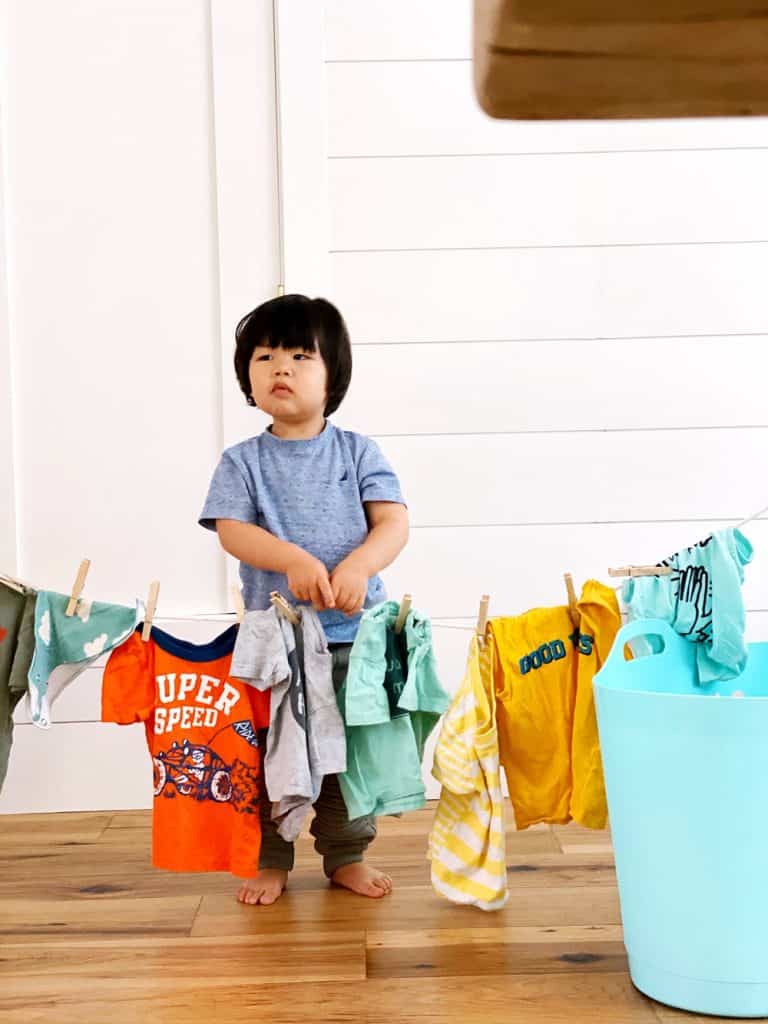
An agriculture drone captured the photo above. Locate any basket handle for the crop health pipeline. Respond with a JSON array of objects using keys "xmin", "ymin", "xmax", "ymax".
[{"xmin": 604, "ymin": 618, "xmax": 683, "ymax": 669}]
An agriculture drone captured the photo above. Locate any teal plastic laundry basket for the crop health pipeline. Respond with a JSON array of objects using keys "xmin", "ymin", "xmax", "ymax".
[{"xmin": 594, "ymin": 618, "xmax": 768, "ymax": 1018}]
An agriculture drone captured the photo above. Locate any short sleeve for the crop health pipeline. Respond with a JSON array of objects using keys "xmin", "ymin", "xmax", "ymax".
[
  {"xmin": 198, "ymin": 451, "xmax": 258, "ymax": 531},
  {"xmin": 356, "ymin": 438, "xmax": 406, "ymax": 506},
  {"xmin": 101, "ymin": 632, "xmax": 155, "ymax": 724}
]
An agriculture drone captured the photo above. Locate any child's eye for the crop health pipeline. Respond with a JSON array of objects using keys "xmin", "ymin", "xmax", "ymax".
[
  {"xmin": 293, "ymin": 353, "xmax": 311, "ymax": 361},
  {"xmin": 254, "ymin": 353, "xmax": 272, "ymax": 362}
]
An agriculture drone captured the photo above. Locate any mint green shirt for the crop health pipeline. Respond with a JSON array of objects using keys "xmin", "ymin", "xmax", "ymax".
[
  {"xmin": 622, "ymin": 527, "xmax": 753, "ymax": 685},
  {"xmin": 337, "ymin": 601, "xmax": 450, "ymax": 819}
]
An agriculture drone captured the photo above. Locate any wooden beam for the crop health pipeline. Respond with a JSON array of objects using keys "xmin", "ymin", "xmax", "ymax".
[{"xmin": 474, "ymin": 0, "xmax": 768, "ymax": 119}]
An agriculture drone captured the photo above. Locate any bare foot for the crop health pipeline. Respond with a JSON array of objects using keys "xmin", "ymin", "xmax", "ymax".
[
  {"xmin": 330, "ymin": 862, "xmax": 393, "ymax": 898},
  {"xmin": 236, "ymin": 868, "xmax": 288, "ymax": 906}
]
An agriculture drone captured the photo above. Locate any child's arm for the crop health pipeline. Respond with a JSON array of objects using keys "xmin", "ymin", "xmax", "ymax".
[
  {"xmin": 216, "ymin": 519, "xmax": 335, "ymax": 609},
  {"xmin": 330, "ymin": 502, "xmax": 409, "ymax": 615}
]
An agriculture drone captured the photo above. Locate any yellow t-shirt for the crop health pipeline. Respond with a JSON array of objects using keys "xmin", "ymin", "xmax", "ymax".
[{"xmin": 489, "ymin": 580, "xmax": 620, "ymax": 831}]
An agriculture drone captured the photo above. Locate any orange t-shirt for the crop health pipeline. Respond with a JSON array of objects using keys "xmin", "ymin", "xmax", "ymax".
[{"xmin": 102, "ymin": 623, "xmax": 270, "ymax": 876}]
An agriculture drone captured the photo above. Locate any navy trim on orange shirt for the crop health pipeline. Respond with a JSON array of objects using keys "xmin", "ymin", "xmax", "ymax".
[{"xmin": 139, "ymin": 623, "xmax": 239, "ymax": 662}]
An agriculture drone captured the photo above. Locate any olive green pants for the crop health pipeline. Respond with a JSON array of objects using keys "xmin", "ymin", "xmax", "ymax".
[{"xmin": 258, "ymin": 643, "xmax": 377, "ymax": 877}]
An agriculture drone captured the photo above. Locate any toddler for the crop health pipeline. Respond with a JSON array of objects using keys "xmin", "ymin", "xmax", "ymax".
[{"xmin": 199, "ymin": 294, "xmax": 409, "ymax": 905}]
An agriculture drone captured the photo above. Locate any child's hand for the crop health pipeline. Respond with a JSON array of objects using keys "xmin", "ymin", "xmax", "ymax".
[
  {"xmin": 285, "ymin": 551, "xmax": 335, "ymax": 610},
  {"xmin": 330, "ymin": 559, "xmax": 369, "ymax": 616}
]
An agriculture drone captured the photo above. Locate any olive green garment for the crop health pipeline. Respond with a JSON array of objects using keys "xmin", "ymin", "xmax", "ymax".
[{"xmin": 0, "ymin": 581, "xmax": 37, "ymax": 793}]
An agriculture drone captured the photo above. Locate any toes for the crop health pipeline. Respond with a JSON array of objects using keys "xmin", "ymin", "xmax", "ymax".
[
  {"xmin": 330, "ymin": 866, "xmax": 393, "ymax": 898},
  {"xmin": 258, "ymin": 888, "xmax": 280, "ymax": 906},
  {"xmin": 237, "ymin": 886, "xmax": 264, "ymax": 905},
  {"xmin": 373, "ymin": 873, "xmax": 393, "ymax": 895}
]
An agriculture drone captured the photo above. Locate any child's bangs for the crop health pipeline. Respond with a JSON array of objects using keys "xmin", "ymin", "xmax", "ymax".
[
  {"xmin": 260, "ymin": 303, "xmax": 319, "ymax": 354},
  {"xmin": 262, "ymin": 332, "xmax": 318, "ymax": 354}
]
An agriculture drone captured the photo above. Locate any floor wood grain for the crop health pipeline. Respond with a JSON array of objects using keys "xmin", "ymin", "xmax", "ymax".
[{"xmin": 0, "ymin": 804, "xmax": 726, "ymax": 1023}]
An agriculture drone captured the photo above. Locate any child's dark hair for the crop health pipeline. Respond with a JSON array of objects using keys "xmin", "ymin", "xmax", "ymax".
[{"xmin": 234, "ymin": 294, "xmax": 352, "ymax": 416}]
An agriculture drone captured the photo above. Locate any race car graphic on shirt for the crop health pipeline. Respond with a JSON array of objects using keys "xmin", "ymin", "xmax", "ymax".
[{"xmin": 152, "ymin": 719, "xmax": 262, "ymax": 813}]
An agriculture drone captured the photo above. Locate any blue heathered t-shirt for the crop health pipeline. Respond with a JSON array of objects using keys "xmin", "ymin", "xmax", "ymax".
[{"xmin": 199, "ymin": 421, "xmax": 406, "ymax": 643}]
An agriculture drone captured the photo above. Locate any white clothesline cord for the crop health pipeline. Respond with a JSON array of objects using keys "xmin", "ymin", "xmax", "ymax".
[
  {"xmin": 738, "ymin": 502, "xmax": 768, "ymax": 530},
  {"xmin": 5, "ymin": 591, "xmax": 765, "ymax": 635},
  {"xmin": 604, "ymin": 505, "xmax": 767, "ymax": 590},
  {"xmin": 5, "ymin": 505, "xmax": 766, "ymax": 628},
  {"xmin": 155, "ymin": 611, "xmax": 480, "ymax": 632}
]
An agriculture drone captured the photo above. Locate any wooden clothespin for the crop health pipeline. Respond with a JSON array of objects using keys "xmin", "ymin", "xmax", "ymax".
[
  {"xmin": 608, "ymin": 565, "xmax": 673, "ymax": 579},
  {"xmin": 270, "ymin": 591, "xmax": 300, "ymax": 625},
  {"xmin": 141, "ymin": 581, "xmax": 160, "ymax": 641},
  {"xmin": 394, "ymin": 594, "xmax": 412, "ymax": 635},
  {"xmin": 65, "ymin": 559, "xmax": 91, "ymax": 616},
  {"xmin": 231, "ymin": 584, "xmax": 245, "ymax": 624},
  {"xmin": 564, "ymin": 573, "xmax": 580, "ymax": 629},
  {"xmin": 476, "ymin": 594, "xmax": 490, "ymax": 646}
]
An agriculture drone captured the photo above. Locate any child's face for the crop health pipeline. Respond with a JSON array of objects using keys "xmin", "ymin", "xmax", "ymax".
[{"xmin": 249, "ymin": 343, "xmax": 328, "ymax": 423}]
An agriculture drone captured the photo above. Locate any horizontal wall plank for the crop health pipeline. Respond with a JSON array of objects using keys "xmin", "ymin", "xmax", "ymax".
[
  {"xmin": 327, "ymin": 62, "xmax": 768, "ymax": 157},
  {"xmin": 0, "ymin": 723, "xmax": 151, "ymax": 814},
  {"xmin": 12, "ymin": 669, "xmax": 104, "ymax": 727},
  {"xmin": 330, "ymin": 150, "xmax": 768, "ymax": 251},
  {"xmin": 332, "ymin": 244, "xmax": 768, "ymax": 343},
  {"xmin": 376, "ymin": 428, "xmax": 768, "ymax": 528},
  {"xmin": 338, "ymin": 338, "xmax": 768, "ymax": 435}
]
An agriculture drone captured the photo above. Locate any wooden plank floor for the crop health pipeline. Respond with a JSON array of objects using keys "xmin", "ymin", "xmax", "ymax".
[{"xmin": 0, "ymin": 804, "xmax": 722, "ymax": 1023}]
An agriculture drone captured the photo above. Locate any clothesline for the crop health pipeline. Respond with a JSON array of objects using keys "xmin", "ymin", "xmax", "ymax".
[
  {"xmin": 153, "ymin": 608, "xmax": 653, "ymax": 632},
  {"xmin": 153, "ymin": 613, "xmax": 652, "ymax": 632},
  {"xmin": 141, "ymin": 610, "xmax": 479, "ymax": 631},
  {"xmin": 738, "ymin": 503, "xmax": 768, "ymax": 530},
  {"xmin": 3, "ymin": 498, "xmax": 764, "ymax": 636}
]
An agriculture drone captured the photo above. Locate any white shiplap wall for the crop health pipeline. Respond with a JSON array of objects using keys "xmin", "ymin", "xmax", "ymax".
[
  {"xmin": 0, "ymin": 0, "xmax": 279, "ymax": 814},
  {"xmin": 320, "ymin": 4, "xmax": 768, "ymax": 574},
  {"xmin": 3, "ymin": 0, "xmax": 768, "ymax": 813},
  {"xmin": 318, "ymin": 1, "xmax": 768, "ymax": 779}
]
